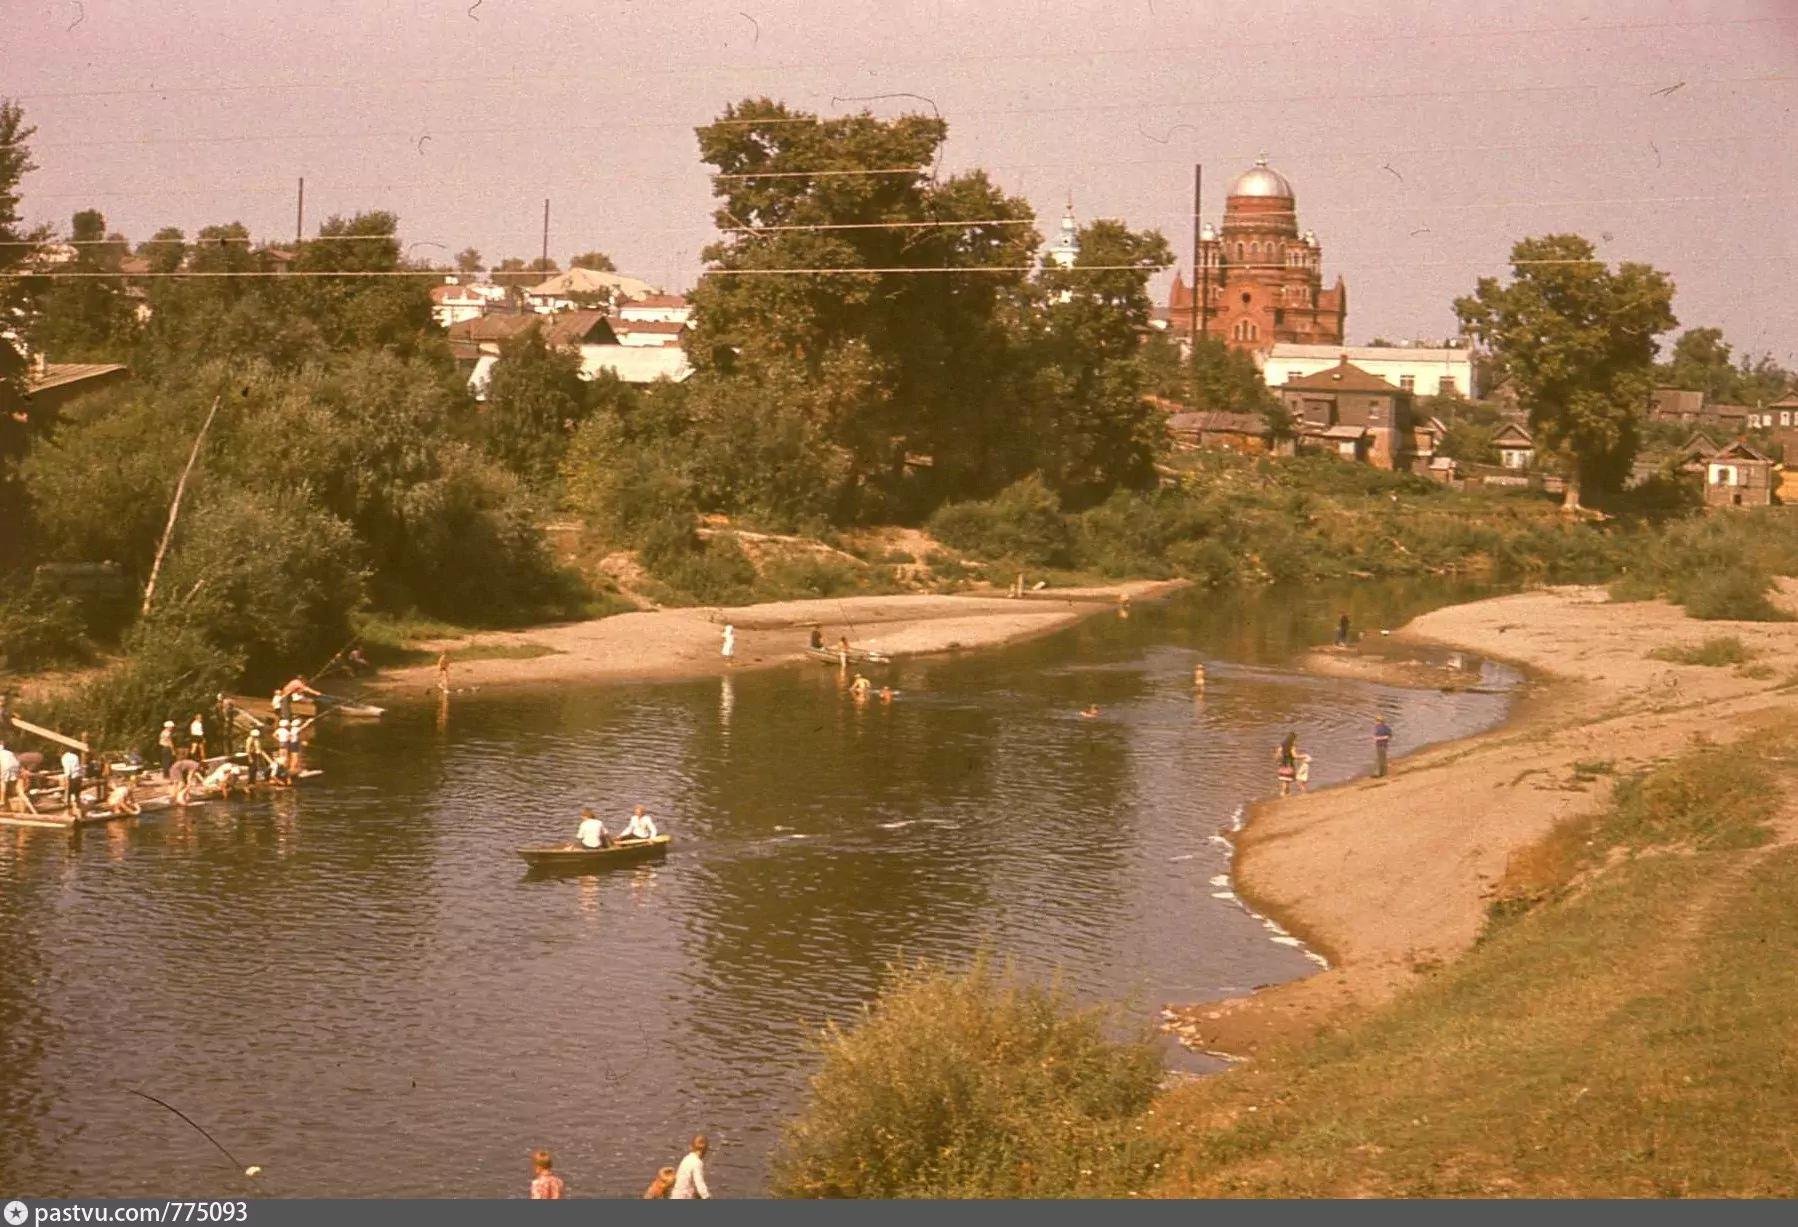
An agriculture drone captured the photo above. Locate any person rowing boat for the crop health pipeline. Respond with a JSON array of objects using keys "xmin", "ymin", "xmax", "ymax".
[
  {"xmin": 618, "ymin": 804, "xmax": 658, "ymax": 842},
  {"xmin": 575, "ymin": 807, "xmax": 610, "ymax": 849}
]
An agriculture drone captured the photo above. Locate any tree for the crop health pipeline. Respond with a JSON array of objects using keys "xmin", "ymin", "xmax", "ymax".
[
  {"xmin": 692, "ymin": 98, "xmax": 1040, "ymax": 519},
  {"xmin": 481, "ymin": 325, "xmax": 588, "ymax": 486},
  {"xmin": 1661, "ymin": 326, "xmax": 1737, "ymax": 403},
  {"xmin": 492, "ymin": 256, "xmax": 557, "ymax": 289},
  {"xmin": 137, "ymin": 226, "xmax": 187, "ymax": 275},
  {"xmin": 33, "ymin": 207, "xmax": 136, "ymax": 358},
  {"xmin": 454, "ymin": 247, "xmax": 484, "ymax": 274},
  {"xmin": 0, "ymin": 99, "xmax": 47, "ymax": 569},
  {"xmin": 569, "ymin": 250, "xmax": 616, "ymax": 272},
  {"xmin": 1455, "ymin": 234, "xmax": 1675, "ymax": 509}
]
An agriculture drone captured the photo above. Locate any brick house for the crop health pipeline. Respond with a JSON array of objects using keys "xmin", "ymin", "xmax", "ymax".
[
  {"xmin": 1704, "ymin": 440, "xmax": 1777, "ymax": 508},
  {"xmin": 1280, "ymin": 359, "xmax": 1416, "ymax": 470}
]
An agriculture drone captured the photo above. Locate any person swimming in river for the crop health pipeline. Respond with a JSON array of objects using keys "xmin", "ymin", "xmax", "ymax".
[
  {"xmin": 878, "ymin": 686, "xmax": 894, "ymax": 704},
  {"xmin": 808, "ymin": 625, "xmax": 824, "ymax": 650},
  {"xmin": 849, "ymin": 674, "xmax": 873, "ymax": 699},
  {"xmin": 1079, "ymin": 704, "xmax": 1101, "ymax": 719}
]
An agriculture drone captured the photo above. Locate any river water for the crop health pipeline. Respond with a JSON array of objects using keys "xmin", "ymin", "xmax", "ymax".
[{"xmin": 0, "ymin": 583, "xmax": 1515, "ymax": 1198}]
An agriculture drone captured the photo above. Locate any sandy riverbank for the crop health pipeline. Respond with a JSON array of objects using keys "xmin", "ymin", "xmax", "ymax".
[
  {"xmin": 369, "ymin": 580, "xmax": 1188, "ymax": 696},
  {"xmin": 1168, "ymin": 580, "xmax": 1798, "ymax": 1057}
]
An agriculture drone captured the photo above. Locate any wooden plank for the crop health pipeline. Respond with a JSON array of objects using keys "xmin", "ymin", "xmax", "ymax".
[{"xmin": 8, "ymin": 717, "xmax": 88, "ymax": 753}]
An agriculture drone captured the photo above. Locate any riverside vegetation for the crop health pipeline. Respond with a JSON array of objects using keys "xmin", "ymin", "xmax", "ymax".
[
  {"xmin": 1, "ymin": 95, "xmax": 1794, "ymax": 748},
  {"xmin": 777, "ymin": 734, "xmax": 1798, "ymax": 1197}
]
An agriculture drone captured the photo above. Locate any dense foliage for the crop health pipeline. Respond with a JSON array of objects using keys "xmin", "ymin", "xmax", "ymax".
[
  {"xmin": 1456, "ymin": 234, "xmax": 1676, "ymax": 507},
  {"xmin": 775, "ymin": 960, "xmax": 1166, "ymax": 1198}
]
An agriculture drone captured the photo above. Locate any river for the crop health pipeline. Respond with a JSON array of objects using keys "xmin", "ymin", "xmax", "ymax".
[{"xmin": 0, "ymin": 583, "xmax": 1516, "ymax": 1197}]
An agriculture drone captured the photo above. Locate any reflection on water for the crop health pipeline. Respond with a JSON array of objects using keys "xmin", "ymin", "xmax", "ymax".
[{"xmin": 0, "ymin": 582, "xmax": 1513, "ymax": 1197}]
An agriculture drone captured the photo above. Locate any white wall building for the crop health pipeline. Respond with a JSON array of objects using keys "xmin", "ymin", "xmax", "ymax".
[
  {"xmin": 1264, "ymin": 343, "xmax": 1478, "ymax": 400},
  {"xmin": 617, "ymin": 294, "xmax": 693, "ymax": 326},
  {"xmin": 429, "ymin": 280, "xmax": 490, "ymax": 328}
]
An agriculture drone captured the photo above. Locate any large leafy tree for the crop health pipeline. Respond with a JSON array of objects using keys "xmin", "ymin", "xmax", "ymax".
[
  {"xmin": 1455, "ymin": 234, "xmax": 1675, "ymax": 508},
  {"xmin": 569, "ymin": 250, "xmax": 616, "ymax": 272},
  {"xmin": 692, "ymin": 98, "xmax": 1039, "ymax": 520},
  {"xmin": 481, "ymin": 325, "xmax": 588, "ymax": 486},
  {"xmin": 0, "ymin": 99, "xmax": 47, "ymax": 568},
  {"xmin": 34, "ymin": 208, "xmax": 136, "ymax": 358},
  {"xmin": 1028, "ymin": 219, "xmax": 1173, "ymax": 502}
]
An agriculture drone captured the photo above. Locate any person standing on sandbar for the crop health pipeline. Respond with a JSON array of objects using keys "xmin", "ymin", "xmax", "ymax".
[{"xmin": 1373, "ymin": 717, "xmax": 1393, "ymax": 778}]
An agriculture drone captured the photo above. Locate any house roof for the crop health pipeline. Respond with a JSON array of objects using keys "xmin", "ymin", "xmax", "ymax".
[
  {"xmin": 1713, "ymin": 439, "xmax": 1772, "ymax": 463},
  {"xmin": 606, "ymin": 317, "xmax": 687, "ymax": 336},
  {"xmin": 1681, "ymin": 431, "xmax": 1722, "ymax": 457},
  {"xmin": 26, "ymin": 362, "xmax": 129, "ymax": 394},
  {"xmin": 446, "ymin": 310, "xmax": 616, "ymax": 349},
  {"xmin": 1704, "ymin": 402, "xmax": 1752, "ymax": 420},
  {"xmin": 1167, "ymin": 411, "xmax": 1267, "ymax": 436},
  {"xmin": 1316, "ymin": 423, "xmax": 1370, "ymax": 440},
  {"xmin": 1769, "ymin": 393, "xmax": 1798, "ymax": 410},
  {"xmin": 1650, "ymin": 387, "xmax": 1705, "ymax": 416},
  {"xmin": 1282, "ymin": 360, "xmax": 1402, "ymax": 395},
  {"xmin": 620, "ymin": 292, "xmax": 689, "ymax": 309},
  {"xmin": 525, "ymin": 267, "xmax": 659, "ymax": 300},
  {"xmin": 429, "ymin": 283, "xmax": 486, "ymax": 304},
  {"xmin": 1492, "ymin": 421, "xmax": 1533, "ymax": 446}
]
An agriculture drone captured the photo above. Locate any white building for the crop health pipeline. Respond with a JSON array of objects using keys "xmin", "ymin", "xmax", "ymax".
[
  {"xmin": 1264, "ymin": 343, "xmax": 1478, "ymax": 400},
  {"xmin": 1046, "ymin": 203, "xmax": 1079, "ymax": 270},
  {"xmin": 617, "ymin": 293, "xmax": 693, "ymax": 326},
  {"xmin": 428, "ymin": 280, "xmax": 491, "ymax": 328}
]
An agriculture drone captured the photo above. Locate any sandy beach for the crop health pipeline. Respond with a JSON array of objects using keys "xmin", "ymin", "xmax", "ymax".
[
  {"xmin": 369, "ymin": 580, "xmax": 1188, "ymax": 696},
  {"xmin": 1169, "ymin": 581, "xmax": 1798, "ymax": 1057}
]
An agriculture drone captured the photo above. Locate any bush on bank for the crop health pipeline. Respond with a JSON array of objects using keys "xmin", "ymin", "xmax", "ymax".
[{"xmin": 774, "ymin": 960, "xmax": 1166, "ymax": 1199}]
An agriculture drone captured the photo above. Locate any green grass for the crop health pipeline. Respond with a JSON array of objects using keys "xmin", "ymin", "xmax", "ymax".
[
  {"xmin": 1148, "ymin": 734, "xmax": 1795, "ymax": 1196},
  {"xmin": 1647, "ymin": 636, "xmax": 1756, "ymax": 667}
]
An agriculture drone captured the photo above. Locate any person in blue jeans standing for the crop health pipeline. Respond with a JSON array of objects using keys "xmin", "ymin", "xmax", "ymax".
[{"xmin": 1373, "ymin": 717, "xmax": 1393, "ymax": 778}]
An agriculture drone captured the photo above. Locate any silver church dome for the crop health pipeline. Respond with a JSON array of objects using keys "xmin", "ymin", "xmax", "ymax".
[{"xmin": 1227, "ymin": 158, "xmax": 1294, "ymax": 199}]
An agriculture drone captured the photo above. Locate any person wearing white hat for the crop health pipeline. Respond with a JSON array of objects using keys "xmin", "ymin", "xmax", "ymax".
[{"xmin": 157, "ymin": 721, "xmax": 178, "ymax": 778}]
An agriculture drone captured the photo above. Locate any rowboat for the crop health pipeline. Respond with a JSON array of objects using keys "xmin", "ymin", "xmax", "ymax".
[
  {"xmin": 804, "ymin": 646, "xmax": 891, "ymax": 666},
  {"xmin": 291, "ymin": 696, "xmax": 385, "ymax": 719},
  {"xmin": 517, "ymin": 834, "xmax": 672, "ymax": 872}
]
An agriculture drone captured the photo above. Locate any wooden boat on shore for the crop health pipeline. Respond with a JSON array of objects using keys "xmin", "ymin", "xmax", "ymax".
[
  {"xmin": 804, "ymin": 646, "xmax": 891, "ymax": 666},
  {"xmin": 292, "ymin": 696, "xmax": 385, "ymax": 719},
  {"xmin": 517, "ymin": 835, "xmax": 672, "ymax": 872}
]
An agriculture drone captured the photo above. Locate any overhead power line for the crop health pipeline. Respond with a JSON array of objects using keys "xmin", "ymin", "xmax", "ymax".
[
  {"xmin": 20, "ymin": 133, "xmax": 1772, "ymax": 200},
  {"xmin": 8, "ymin": 73, "xmax": 1790, "ymax": 152},
  {"xmin": 18, "ymin": 254, "xmax": 1797, "ymax": 282},
  {"xmin": 10, "ymin": 14, "xmax": 1790, "ymax": 102}
]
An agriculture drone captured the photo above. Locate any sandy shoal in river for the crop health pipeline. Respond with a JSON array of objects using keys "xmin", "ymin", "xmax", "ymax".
[
  {"xmin": 1170, "ymin": 580, "xmax": 1798, "ymax": 1058},
  {"xmin": 370, "ymin": 581, "xmax": 1188, "ymax": 696}
]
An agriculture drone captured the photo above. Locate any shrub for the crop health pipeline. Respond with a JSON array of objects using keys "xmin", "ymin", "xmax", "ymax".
[
  {"xmin": 1673, "ymin": 567, "xmax": 1790, "ymax": 622},
  {"xmin": 756, "ymin": 553, "xmax": 876, "ymax": 600},
  {"xmin": 0, "ymin": 589, "xmax": 92, "ymax": 673},
  {"xmin": 774, "ymin": 960, "xmax": 1166, "ymax": 1199},
  {"xmin": 39, "ymin": 619, "xmax": 241, "ymax": 759},
  {"xmin": 1598, "ymin": 738, "xmax": 1781, "ymax": 852},
  {"xmin": 1647, "ymin": 636, "xmax": 1754, "ymax": 666},
  {"xmin": 640, "ymin": 529, "xmax": 758, "ymax": 606},
  {"xmin": 929, "ymin": 477, "xmax": 1072, "ymax": 569}
]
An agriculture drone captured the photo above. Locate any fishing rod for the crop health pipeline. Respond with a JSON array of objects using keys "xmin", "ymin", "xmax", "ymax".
[{"xmin": 126, "ymin": 1087, "xmax": 262, "ymax": 1178}]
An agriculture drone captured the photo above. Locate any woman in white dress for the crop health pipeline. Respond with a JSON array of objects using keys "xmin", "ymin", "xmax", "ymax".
[{"xmin": 720, "ymin": 623, "xmax": 735, "ymax": 665}]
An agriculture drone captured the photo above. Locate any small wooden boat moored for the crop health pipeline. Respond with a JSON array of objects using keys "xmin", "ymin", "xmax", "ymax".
[
  {"xmin": 804, "ymin": 646, "xmax": 891, "ymax": 666},
  {"xmin": 517, "ymin": 834, "xmax": 672, "ymax": 872}
]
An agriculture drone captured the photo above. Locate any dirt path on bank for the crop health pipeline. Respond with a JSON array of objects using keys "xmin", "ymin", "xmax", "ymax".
[
  {"xmin": 368, "ymin": 581, "xmax": 1187, "ymax": 697},
  {"xmin": 1169, "ymin": 581, "xmax": 1798, "ymax": 1058}
]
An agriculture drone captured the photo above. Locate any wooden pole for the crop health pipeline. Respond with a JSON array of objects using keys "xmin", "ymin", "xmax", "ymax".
[
  {"xmin": 1190, "ymin": 163, "xmax": 1201, "ymax": 353},
  {"xmin": 1196, "ymin": 164, "xmax": 1209, "ymax": 343},
  {"xmin": 10, "ymin": 716, "xmax": 88, "ymax": 753},
  {"xmin": 296, "ymin": 177, "xmax": 305, "ymax": 244},
  {"xmin": 541, "ymin": 198, "xmax": 550, "ymax": 267},
  {"xmin": 142, "ymin": 393, "xmax": 222, "ymax": 618}
]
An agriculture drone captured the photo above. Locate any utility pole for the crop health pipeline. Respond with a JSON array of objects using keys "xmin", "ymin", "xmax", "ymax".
[
  {"xmin": 1195, "ymin": 164, "xmax": 1209, "ymax": 344},
  {"xmin": 295, "ymin": 177, "xmax": 305, "ymax": 244},
  {"xmin": 541, "ymin": 198, "xmax": 550, "ymax": 268},
  {"xmin": 1189, "ymin": 165, "xmax": 1202, "ymax": 353}
]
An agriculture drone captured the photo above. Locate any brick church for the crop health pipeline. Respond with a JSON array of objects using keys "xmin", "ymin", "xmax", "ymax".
[{"xmin": 1165, "ymin": 158, "xmax": 1346, "ymax": 353}]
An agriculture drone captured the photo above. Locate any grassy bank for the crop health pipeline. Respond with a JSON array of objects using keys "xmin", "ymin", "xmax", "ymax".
[{"xmin": 777, "ymin": 735, "xmax": 1798, "ymax": 1198}]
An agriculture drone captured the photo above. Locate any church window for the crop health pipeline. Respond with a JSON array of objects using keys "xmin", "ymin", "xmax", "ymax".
[
  {"xmin": 1240, "ymin": 292, "xmax": 1252, "ymax": 306},
  {"xmin": 1232, "ymin": 319, "xmax": 1259, "ymax": 342},
  {"xmin": 1235, "ymin": 242, "xmax": 1245, "ymax": 261}
]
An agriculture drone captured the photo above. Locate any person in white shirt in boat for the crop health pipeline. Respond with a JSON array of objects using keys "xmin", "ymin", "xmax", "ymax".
[
  {"xmin": 575, "ymin": 806, "xmax": 610, "ymax": 849},
  {"xmin": 671, "ymin": 1135, "xmax": 711, "ymax": 1200},
  {"xmin": 619, "ymin": 805, "xmax": 658, "ymax": 842}
]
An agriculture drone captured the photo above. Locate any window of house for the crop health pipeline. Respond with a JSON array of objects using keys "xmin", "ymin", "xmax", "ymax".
[
  {"xmin": 1399, "ymin": 375, "xmax": 1415, "ymax": 392},
  {"xmin": 1437, "ymin": 376, "xmax": 1456, "ymax": 395}
]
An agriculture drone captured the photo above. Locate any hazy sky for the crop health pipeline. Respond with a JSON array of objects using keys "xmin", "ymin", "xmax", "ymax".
[{"xmin": 9, "ymin": 0, "xmax": 1797, "ymax": 360}]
